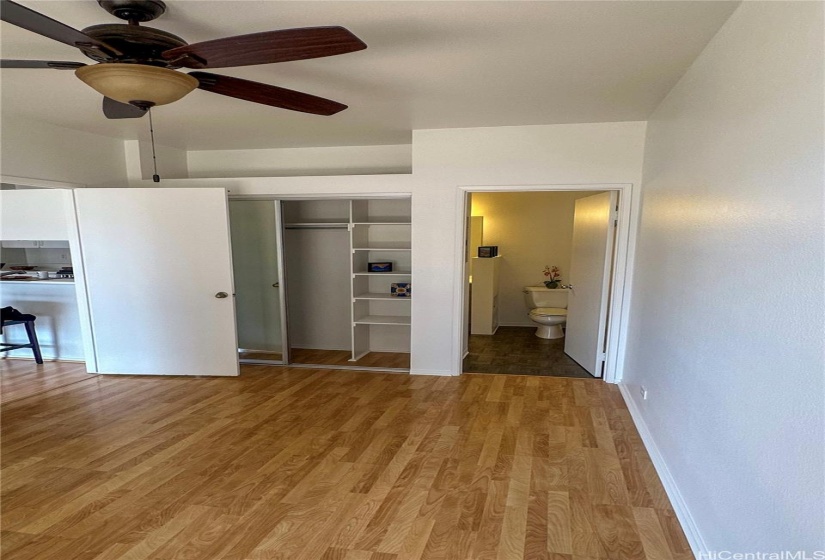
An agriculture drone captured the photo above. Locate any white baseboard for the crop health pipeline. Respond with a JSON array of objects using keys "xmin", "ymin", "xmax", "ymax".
[
  {"xmin": 410, "ymin": 368, "xmax": 456, "ymax": 376},
  {"xmin": 618, "ymin": 384, "xmax": 708, "ymax": 557}
]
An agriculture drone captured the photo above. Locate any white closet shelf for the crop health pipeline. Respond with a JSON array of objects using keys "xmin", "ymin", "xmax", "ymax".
[
  {"xmin": 354, "ymin": 315, "xmax": 411, "ymax": 325},
  {"xmin": 352, "ymin": 245, "xmax": 411, "ymax": 251},
  {"xmin": 352, "ymin": 220, "xmax": 411, "ymax": 225},
  {"xmin": 354, "ymin": 292, "xmax": 412, "ymax": 301},
  {"xmin": 284, "ymin": 222, "xmax": 349, "ymax": 228},
  {"xmin": 353, "ymin": 271, "xmax": 412, "ymax": 276}
]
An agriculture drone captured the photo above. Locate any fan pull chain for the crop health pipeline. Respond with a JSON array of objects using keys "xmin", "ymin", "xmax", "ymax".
[{"xmin": 148, "ymin": 107, "xmax": 160, "ymax": 183}]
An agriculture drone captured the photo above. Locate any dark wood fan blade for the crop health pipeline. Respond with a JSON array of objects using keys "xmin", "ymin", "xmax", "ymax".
[
  {"xmin": 1, "ymin": 59, "xmax": 86, "ymax": 69},
  {"xmin": 191, "ymin": 72, "xmax": 347, "ymax": 115},
  {"xmin": 102, "ymin": 97, "xmax": 148, "ymax": 119},
  {"xmin": 0, "ymin": 0, "xmax": 119, "ymax": 56},
  {"xmin": 163, "ymin": 26, "xmax": 366, "ymax": 69}
]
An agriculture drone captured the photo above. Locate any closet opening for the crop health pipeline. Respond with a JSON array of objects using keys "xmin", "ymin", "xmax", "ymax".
[{"xmin": 230, "ymin": 196, "xmax": 412, "ymax": 373}]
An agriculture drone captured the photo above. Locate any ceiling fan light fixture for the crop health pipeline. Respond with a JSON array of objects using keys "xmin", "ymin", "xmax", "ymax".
[{"xmin": 75, "ymin": 63, "xmax": 198, "ymax": 106}]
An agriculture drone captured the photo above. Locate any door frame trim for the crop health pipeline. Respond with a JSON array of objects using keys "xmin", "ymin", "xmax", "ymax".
[{"xmin": 453, "ymin": 183, "xmax": 636, "ymax": 383}]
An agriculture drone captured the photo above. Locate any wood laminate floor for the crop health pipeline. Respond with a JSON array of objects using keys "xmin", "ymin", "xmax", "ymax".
[
  {"xmin": 0, "ymin": 359, "xmax": 91, "ymax": 404},
  {"xmin": 464, "ymin": 327, "xmax": 593, "ymax": 378},
  {"xmin": 1, "ymin": 361, "xmax": 690, "ymax": 559}
]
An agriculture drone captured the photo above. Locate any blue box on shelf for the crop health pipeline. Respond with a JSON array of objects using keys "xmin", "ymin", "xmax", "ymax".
[
  {"xmin": 368, "ymin": 262, "xmax": 393, "ymax": 273},
  {"xmin": 391, "ymin": 283, "xmax": 410, "ymax": 297}
]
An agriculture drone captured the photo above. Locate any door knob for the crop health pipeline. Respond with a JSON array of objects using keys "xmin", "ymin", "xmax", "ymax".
[
  {"xmin": 215, "ymin": 292, "xmax": 229, "ymax": 298},
  {"xmin": 272, "ymin": 283, "xmax": 280, "ymax": 288}
]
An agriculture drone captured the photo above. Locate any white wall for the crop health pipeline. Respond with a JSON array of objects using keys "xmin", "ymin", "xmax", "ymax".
[
  {"xmin": 283, "ymin": 227, "xmax": 352, "ymax": 351},
  {"xmin": 124, "ymin": 140, "xmax": 189, "ymax": 182},
  {"xmin": 0, "ymin": 116, "xmax": 127, "ymax": 187},
  {"xmin": 126, "ymin": 122, "xmax": 646, "ymax": 375},
  {"xmin": 471, "ymin": 191, "xmax": 600, "ymax": 326},
  {"xmin": 412, "ymin": 122, "xmax": 647, "ymax": 373},
  {"xmin": 623, "ymin": 1, "xmax": 824, "ymax": 552},
  {"xmin": 187, "ymin": 144, "xmax": 412, "ymax": 178}
]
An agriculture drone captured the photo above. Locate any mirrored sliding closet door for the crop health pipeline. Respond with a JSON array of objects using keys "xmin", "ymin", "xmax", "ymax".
[{"xmin": 229, "ymin": 199, "xmax": 288, "ymax": 364}]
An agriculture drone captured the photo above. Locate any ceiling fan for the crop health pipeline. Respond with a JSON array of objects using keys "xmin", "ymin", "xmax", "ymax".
[{"xmin": 0, "ymin": 0, "xmax": 367, "ymax": 118}]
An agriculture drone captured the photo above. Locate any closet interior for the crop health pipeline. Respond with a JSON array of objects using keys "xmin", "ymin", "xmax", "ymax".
[{"xmin": 231, "ymin": 196, "xmax": 411, "ymax": 372}]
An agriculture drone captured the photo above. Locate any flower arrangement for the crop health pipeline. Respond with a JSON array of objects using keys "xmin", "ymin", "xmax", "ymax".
[{"xmin": 543, "ymin": 265, "xmax": 561, "ymax": 288}]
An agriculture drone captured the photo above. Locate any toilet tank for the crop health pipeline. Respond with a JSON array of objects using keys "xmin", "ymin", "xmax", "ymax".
[{"xmin": 523, "ymin": 286, "xmax": 568, "ymax": 309}]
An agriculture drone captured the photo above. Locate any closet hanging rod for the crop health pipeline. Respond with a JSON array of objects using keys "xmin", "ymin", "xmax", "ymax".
[{"xmin": 284, "ymin": 224, "xmax": 349, "ymax": 230}]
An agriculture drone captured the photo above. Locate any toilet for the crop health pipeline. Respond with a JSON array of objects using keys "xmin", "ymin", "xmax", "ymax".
[{"xmin": 523, "ymin": 286, "xmax": 568, "ymax": 339}]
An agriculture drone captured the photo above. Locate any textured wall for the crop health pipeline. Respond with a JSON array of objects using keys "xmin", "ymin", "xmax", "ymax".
[{"xmin": 624, "ymin": 1, "xmax": 824, "ymax": 550}]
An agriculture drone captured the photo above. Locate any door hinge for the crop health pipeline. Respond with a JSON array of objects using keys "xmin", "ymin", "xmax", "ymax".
[{"xmin": 613, "ymin": 218, "xmax": 618, "ymax": 228}]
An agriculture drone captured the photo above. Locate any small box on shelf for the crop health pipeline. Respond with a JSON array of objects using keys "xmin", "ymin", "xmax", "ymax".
[
  {"xmin": 478, "ymin": 246, "xmax": 498, "ymax": 258},
  {"xmin": 368, "ymin": 262, "xmax": 393, "ymax": 273},
  {"xmin": 391, "ymin": 283, "xmax": 410, "ymax": 297}
]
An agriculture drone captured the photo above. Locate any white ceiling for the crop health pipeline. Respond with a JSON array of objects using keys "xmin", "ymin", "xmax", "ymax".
[{"xmin": 0, "ymin": 1, "xmax": 739, "ymax": 150}]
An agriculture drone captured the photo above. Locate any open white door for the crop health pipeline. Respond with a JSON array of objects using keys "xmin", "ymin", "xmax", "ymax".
[
  {"xmin": 74, "ymin": 188, "xmax": 239, "ymax": 376},
  {"xmin": 564, "ymin": 191, "xmax": 617, "ymax": 377}
]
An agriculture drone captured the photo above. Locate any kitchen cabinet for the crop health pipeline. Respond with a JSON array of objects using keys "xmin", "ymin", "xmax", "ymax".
[
  {"xmin": 1, "ymin": 240, "xmax": 70, "ymax": 248},
  {"xmin": 1, "ymin": 240, "xmax": 39, "ymax": 248}
]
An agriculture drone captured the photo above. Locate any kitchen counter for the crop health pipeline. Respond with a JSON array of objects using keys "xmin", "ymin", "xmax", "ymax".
[
  {"xmin": 0, "ymin": 279, "xmax": 83, "ymax": 360},
  {"xmin": 0, "ymin": 278, "xmax": 75, "ymax": 284}
]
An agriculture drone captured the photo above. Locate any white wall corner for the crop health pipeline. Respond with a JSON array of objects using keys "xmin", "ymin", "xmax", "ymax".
[
  {"xmin": 618, "ymin": 383, "xmax": 709, "ymax": 556},
  {"xmin": 124, "ymin": 140, "xmax": 143, "ymax": 184},
  {"xmin": 125, "ymin": 139, "xmax": 189, "ymax": 184}
]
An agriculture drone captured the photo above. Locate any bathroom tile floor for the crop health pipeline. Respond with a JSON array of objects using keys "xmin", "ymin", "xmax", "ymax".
[{"xmin": 463, "ymin": 326, "xmax": 595, "ymax": 378}]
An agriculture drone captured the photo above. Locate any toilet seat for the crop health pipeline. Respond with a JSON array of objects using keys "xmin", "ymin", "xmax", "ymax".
[{"xmin": 530, "ymin": 307, "xmax": 567, "ymax": 317}]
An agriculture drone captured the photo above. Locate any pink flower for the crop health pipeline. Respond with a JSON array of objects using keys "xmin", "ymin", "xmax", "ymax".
[{"xmin": 543, "ymin": 265, "xmax": 561, "ymax": 281}]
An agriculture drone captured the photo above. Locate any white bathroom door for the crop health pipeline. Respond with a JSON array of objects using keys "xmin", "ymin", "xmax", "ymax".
[
  {"xmin": 74, "ymin": 188, "xmax": 239, "ymax": 376},
  {"xmin": 564, "ymin": 191, "xmax": 618, "ymax": 377}
]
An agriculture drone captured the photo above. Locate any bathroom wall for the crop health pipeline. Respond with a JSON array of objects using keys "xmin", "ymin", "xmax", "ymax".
[
  {"xmin": 471, "ymin": 190, "xmax": 602, "ymax": 326},
  {"xmin": 623, "ymin": 1, "xmax": 824, "ymax": 551}
]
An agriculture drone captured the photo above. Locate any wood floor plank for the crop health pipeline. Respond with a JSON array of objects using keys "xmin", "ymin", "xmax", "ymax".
[
  {"xmin": 633, "ymin": 507, "xmax": 674, "ymax": 560},
  {"xmin": 592, "ymin": 504, "xmax": 647, "ymax": 560},
  {"xmin": 1, "ymin": 361, "xmax": 691, "ymax": 560},
  {"xmin": 546, "ymin": 490, "xmax": 573, "ymax": 554},
  {"xmin": 0, "ymin": 359, "xmax": 92, "ymax": 404}
]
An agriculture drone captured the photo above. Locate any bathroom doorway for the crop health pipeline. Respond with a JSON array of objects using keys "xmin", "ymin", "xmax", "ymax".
[{"xmin": 460, "ymin": 189, "xmax": 621, "ymax": 379}]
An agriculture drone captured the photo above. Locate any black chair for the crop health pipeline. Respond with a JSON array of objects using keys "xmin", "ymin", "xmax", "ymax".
[{"xmin": 0, "ymin": 308, "xmax": 43, "ymax": 364}]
